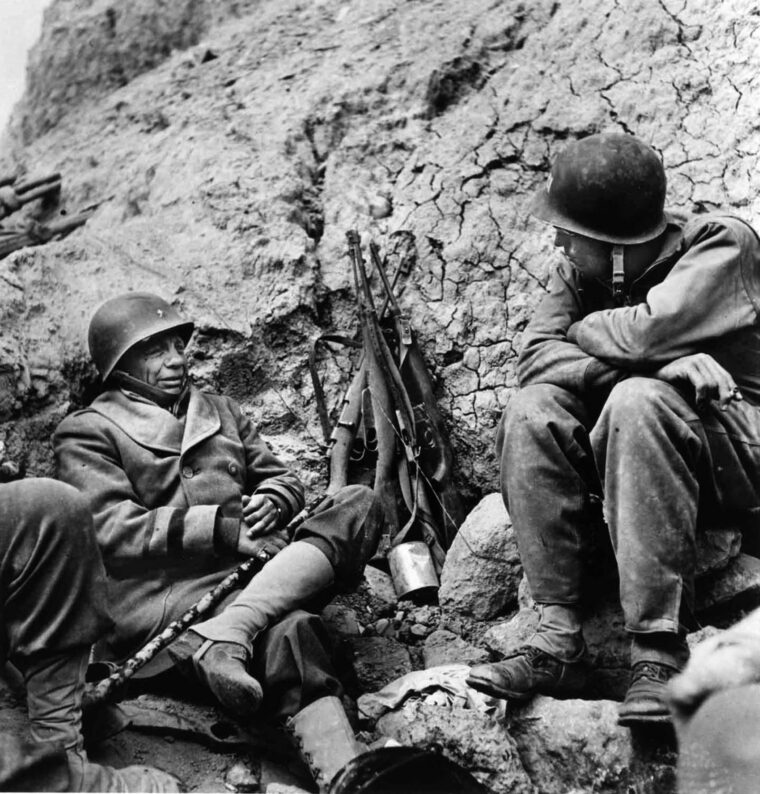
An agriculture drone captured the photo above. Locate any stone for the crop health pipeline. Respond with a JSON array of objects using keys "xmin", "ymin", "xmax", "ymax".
[
  {"xmin": 320, "ymin": 603, "xmax": 360, "ymax": 638},
  {"xmin": 439, "ymin": 494, "xmax": 522, "ymax": 620},
  {"xmin": 377, "ymin": 701, "xmax": 534, "ymax": 794},
  {"xmin": 362, "ymin": 566, "xmax": 398, "ymax": 612},
  {"xmin": 348, "ymin": 636, "xmax": 413, "ymax": 693},
  {"xmin": 695, "ymin": 527, "xmax": 743, "ymax": 576},
  {"xmin": 423, "ymin": 629, "xmax": 490, "ymax": 668},
  {"xmin": 506, "ymin": 697, "xmax": 636, "ymax": 793},
  {"xmin": 224, "ymin": 761, "xmax": 260, "ymax": 793},
  {"xmin": 698, "ymin": 553, "xmax": 760, "ymax": 613}
]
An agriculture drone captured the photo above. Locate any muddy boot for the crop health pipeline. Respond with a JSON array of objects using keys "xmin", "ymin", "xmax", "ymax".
[
  {"xmin": 618, "ymin": 633, "xmax": 688, "ymax": 727},
  {"xmin": 287, "ymin": 696, "xmax": 368, "ymax": 792},
  {"xmin": 467, "ymin": 645, "xmax": 589, "ymax": 701},
  {"xmin": 168, "ymin": 633, "xmax": 263, "ymax": 718},
  {"xmin": 21, "ymin": 649, "xmax": 180, "ymax": 792}
]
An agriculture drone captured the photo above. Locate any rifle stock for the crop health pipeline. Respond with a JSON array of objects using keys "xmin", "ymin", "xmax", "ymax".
[
  {"xmin": 346, "ymin": 231, "xmax": 450, "ymax": 564},
  {"xmin": 369, "ymin": 241, "xmax": 466, "ymax": 547}
]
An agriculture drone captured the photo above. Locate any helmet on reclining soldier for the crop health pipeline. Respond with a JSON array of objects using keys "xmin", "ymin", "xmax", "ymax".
[{"xmin": 88, "ymin": 292, "xmax": 194, "ymax": 381}]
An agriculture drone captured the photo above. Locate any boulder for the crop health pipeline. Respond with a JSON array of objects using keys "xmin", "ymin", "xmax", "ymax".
[
  {"xmin": 348, "ymin": 636, "xmax": 413, "ymax": 693},
  {"xmin": 439, "ymin": 494, "xmax": 522, "ymax": 620},
  {"xmin": 423, "ymin": 629, "xmax": 490, "ymax": 668},
  {"xmin": 695, "ymin": 527, "xmax": 743, "ymax": 576},
  {"xmin": 507, "ymin": 697, "xmax": 635, "ymax": 793},
  {"xmin": 698, "ymin": 553, "xmax": 760, "ymax": 615},
  {"xmin": 377, "ymin": 701, "xmax": 534, "ymax": 794}
]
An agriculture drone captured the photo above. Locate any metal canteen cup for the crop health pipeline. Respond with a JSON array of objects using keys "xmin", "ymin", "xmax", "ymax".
[{"xmin": 388, "ymin": 541, "xmax": 439, "ymax": 601}]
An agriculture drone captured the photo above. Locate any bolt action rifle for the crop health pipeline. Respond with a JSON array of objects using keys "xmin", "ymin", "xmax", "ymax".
[
  {"xmin": 0, "ymin": 208, "xmax": 95, "ymax": 260},
  {"xmin": 0, "ymin": 172, "xmax": 62, "ymax": 220},
  {"xmin": 368, "ymin": 241, "xmax": 466, "ymax": 547},
  {"xmin": 344, "ymin": 230, "xmax": 451, "ymax": 571}
]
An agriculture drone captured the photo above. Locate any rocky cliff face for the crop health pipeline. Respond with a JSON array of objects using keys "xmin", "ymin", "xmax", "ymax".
[{"xmin": 1, "ymin": 0, "xmax": 758, "ymax": 496}]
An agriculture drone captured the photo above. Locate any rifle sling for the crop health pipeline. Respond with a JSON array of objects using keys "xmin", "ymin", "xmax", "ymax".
[{"xmin": 308, "ymin": 333, "xmax": 361, "ymax": 445}]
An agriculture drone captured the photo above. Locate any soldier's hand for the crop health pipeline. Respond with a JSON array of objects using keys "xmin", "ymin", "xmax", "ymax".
[
  {"xmin": 236, "ymin": 525, "xmax": 289, "ymax": 561},
  {"xmin": 242, "ymin": 494, "xmax": 281, "ymax": 536},
  {"xmin": 668, "ymin": 611, "xmax": 760, "ymax": 730},
  {"xmin": 655, "ymin": 353, "xmax": 742, "ymax": 410}
]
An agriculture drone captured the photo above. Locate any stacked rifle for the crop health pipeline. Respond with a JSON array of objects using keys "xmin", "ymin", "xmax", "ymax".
[
  {"xmin": 319, "ymin": 231, "xmax": 466, "ymax": 589},
  {"xmin": 0, "ymin": 171, "xmax": 95, "ymax": 260}
]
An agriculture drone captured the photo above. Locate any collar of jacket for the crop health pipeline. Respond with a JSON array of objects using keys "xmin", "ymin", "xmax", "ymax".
[
  {"xmin": 89, "ymin": 386, "xmax": 221, "ymax": 455},
  {"xmin": 579, "ymin": 216, "xmax": 687, "ymax": 298}
]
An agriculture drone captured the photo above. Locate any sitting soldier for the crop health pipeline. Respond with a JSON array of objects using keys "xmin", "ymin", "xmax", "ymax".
[
  {"xmin": 467, "ymin": 133, "xmax": 760, "ymax": 726},
  {"xmin": 0, "ymin": 477, "xmax": 178, "ymax": 792},
  {"xmin": 53, "ymin": 292, "xmax": 382, "ymax": 790}
]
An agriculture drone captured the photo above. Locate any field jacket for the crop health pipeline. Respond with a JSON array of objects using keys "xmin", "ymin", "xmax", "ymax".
[
  {"xmin": 518, "ymin": 213, "xmax": 760, "ymax": 405},
  {"xmin": 53, "ymin": 386, "xmax": 305, "ymax": 659}
]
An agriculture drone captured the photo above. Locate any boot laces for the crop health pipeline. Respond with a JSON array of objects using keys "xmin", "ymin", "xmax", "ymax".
[{"xmin": 631, "ymin": 661, "xmax": 676, "ymax": 684}]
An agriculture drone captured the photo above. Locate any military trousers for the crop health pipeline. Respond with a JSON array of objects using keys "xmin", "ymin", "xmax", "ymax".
[
  {"xmin": 0, "ymin": 478, "xmax": 110, "ymax": 664},
  {"xmin": 499, "ymin": 378, "xmax": 760, "ymax": 634}
]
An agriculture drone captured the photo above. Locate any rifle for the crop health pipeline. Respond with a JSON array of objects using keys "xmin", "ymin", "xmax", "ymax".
[
  {"xmin": 346, "ymin": 231, "xmax": 447, "ymax": 571},
  {"xmin": 368, "ymin": 241, "xmax": 466, "ymax": 547},
  {"xmin": 0, "ymin": 172, "xmax": 62, "ymax": 220},
  {"xmin": 0, "ymin": 209, "xmax": 93, "ymax": 260}
]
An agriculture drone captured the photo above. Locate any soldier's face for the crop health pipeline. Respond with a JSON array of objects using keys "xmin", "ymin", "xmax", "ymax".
[
  {"xmin": 120, "ymin": 331, "xmax": 188, "ymax": 394},
  {"xmin": 554, "ymin": 228, "xmax": 612, "ymax": 281}
]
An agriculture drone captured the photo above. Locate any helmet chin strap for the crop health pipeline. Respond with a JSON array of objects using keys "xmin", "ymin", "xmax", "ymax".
[
  {"xmin": 111, "ymin": 370, "xmax": 189, "ymax": 414},
  {"xmin": 611, "ymin": 245, "xmax": 626, "ymax": 306}
]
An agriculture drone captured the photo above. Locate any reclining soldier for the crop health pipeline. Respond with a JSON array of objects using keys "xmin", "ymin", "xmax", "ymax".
[
  {"xmin": 467, "ymin": 133, "xmax": 760, "ymax": 725},
  {"xmin": 54, "ymin": 292, "xmax": 382, "ymax": 789},
  {"xmin": 0, "ymin": 477, "xmax": 178, "ymax": 792}
]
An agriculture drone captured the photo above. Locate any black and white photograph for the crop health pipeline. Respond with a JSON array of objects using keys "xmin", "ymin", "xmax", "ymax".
[{"xmin": 0, "ymin": 1, "xmax": 759, "ymax": 792}]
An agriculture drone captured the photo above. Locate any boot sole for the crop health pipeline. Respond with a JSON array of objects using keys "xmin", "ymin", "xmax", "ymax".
[
  {"xmin": 617, "ymin": 710, "xmax": 672, "ymax": 727},
  {"xmin": 466, "ymin": 672, "xmax": 541, "ymax": 702}
]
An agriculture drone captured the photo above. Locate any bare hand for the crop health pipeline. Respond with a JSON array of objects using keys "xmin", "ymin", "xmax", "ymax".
[
  {"xmin": 668, "ymin": 612, "xmax": 760, "ymax": 729},
  {"xmin": 236, "ymin": 524, "xmax": 289, "ymax": 561},
  {"xmin": 655, "ymin": 353, "xmax": 742, "ymax": 411},
  {"xmin": 242, "ymin": 494, "xmax": 280, "ymax": 537}
]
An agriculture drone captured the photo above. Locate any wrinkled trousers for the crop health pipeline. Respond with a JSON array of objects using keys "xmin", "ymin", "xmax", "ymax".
[
  {"xmin": 499, "ymin": 378, "xmax": 760, "ymax": 634},
  {"xmin": 0, "ymin": 478, "xmax": 110, "ymax": 662},
  {"xmin": 0, "ymin": 479, "xmax": 111, "ymax": 792}
]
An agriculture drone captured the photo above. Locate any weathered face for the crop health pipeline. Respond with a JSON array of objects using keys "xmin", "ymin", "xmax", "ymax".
[
  {"xmin": 553, "ymin": 228, "xmax": 612, "ymax": 281},
  {"xmin": 119, "ymin": 330, "xmax": 188, "ymax": 394}
]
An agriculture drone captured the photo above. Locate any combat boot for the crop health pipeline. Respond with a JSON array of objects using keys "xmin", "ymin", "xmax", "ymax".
[
  {"xmin": 21, "ymin": 648, "xmax": 180, "ymax": 792},
  {"xmin": 287, "ymin": 695, "xmax": 368, "ymax": 792},
  {"xmin": 168, "ymin": 633, "xmax": 263, "ymax": 718},
  {"xmin": 171, "ymin": 541, "xmax": 335, "ymax": 716},
  {"xmin": 467, "ymin": 644, "xmax": 589, "ymax": 701}
]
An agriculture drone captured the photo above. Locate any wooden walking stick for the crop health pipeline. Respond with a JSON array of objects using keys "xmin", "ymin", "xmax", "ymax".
[
  {"xmin": 84, "ymin": 554, "xmax": 268, "ymax": 707},
  {"xmin": 84, "ymin": 500, "xmax": 325, "ymax": 707}
]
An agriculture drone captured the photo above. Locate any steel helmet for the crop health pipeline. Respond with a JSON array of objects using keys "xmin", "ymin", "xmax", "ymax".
[
  {"xmin": 328, "ymin": 747, "xmax": 487, "ymax": 794},
  {"xmin": 529, "ymin": 133, "xmax": 668, "ymax": 244},
  {"xmin": 88, "ymin": 292, "xmax": 194, "ymax": 381}
]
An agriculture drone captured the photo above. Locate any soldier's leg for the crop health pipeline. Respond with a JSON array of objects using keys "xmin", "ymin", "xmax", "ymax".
[
  {"xmin": 468, "ymin": 384, "xmax": 599, "ymax": 700},
  {"xmin": 0, "ymin": 478, "xmax": 178, "ymax": 792},
  {"xmin": 591, "ymin": 377, "xmax": 760, "ymax": 724},
  {"xmin": 253, "ymin": 610, "xmax": 366, "ymax": 792},
  {"xmin": 170, "ymin": 485, "xmax": 381, "ymax": 716}
]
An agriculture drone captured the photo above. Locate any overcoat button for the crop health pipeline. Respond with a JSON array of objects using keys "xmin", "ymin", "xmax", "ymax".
[
  {"xmin": 228, "ymin": 462, "xmax": 239, "ymax": 476},
  {"xmin": 181, "ymin": 465, "xmax": 194, "ymax": 479}
]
